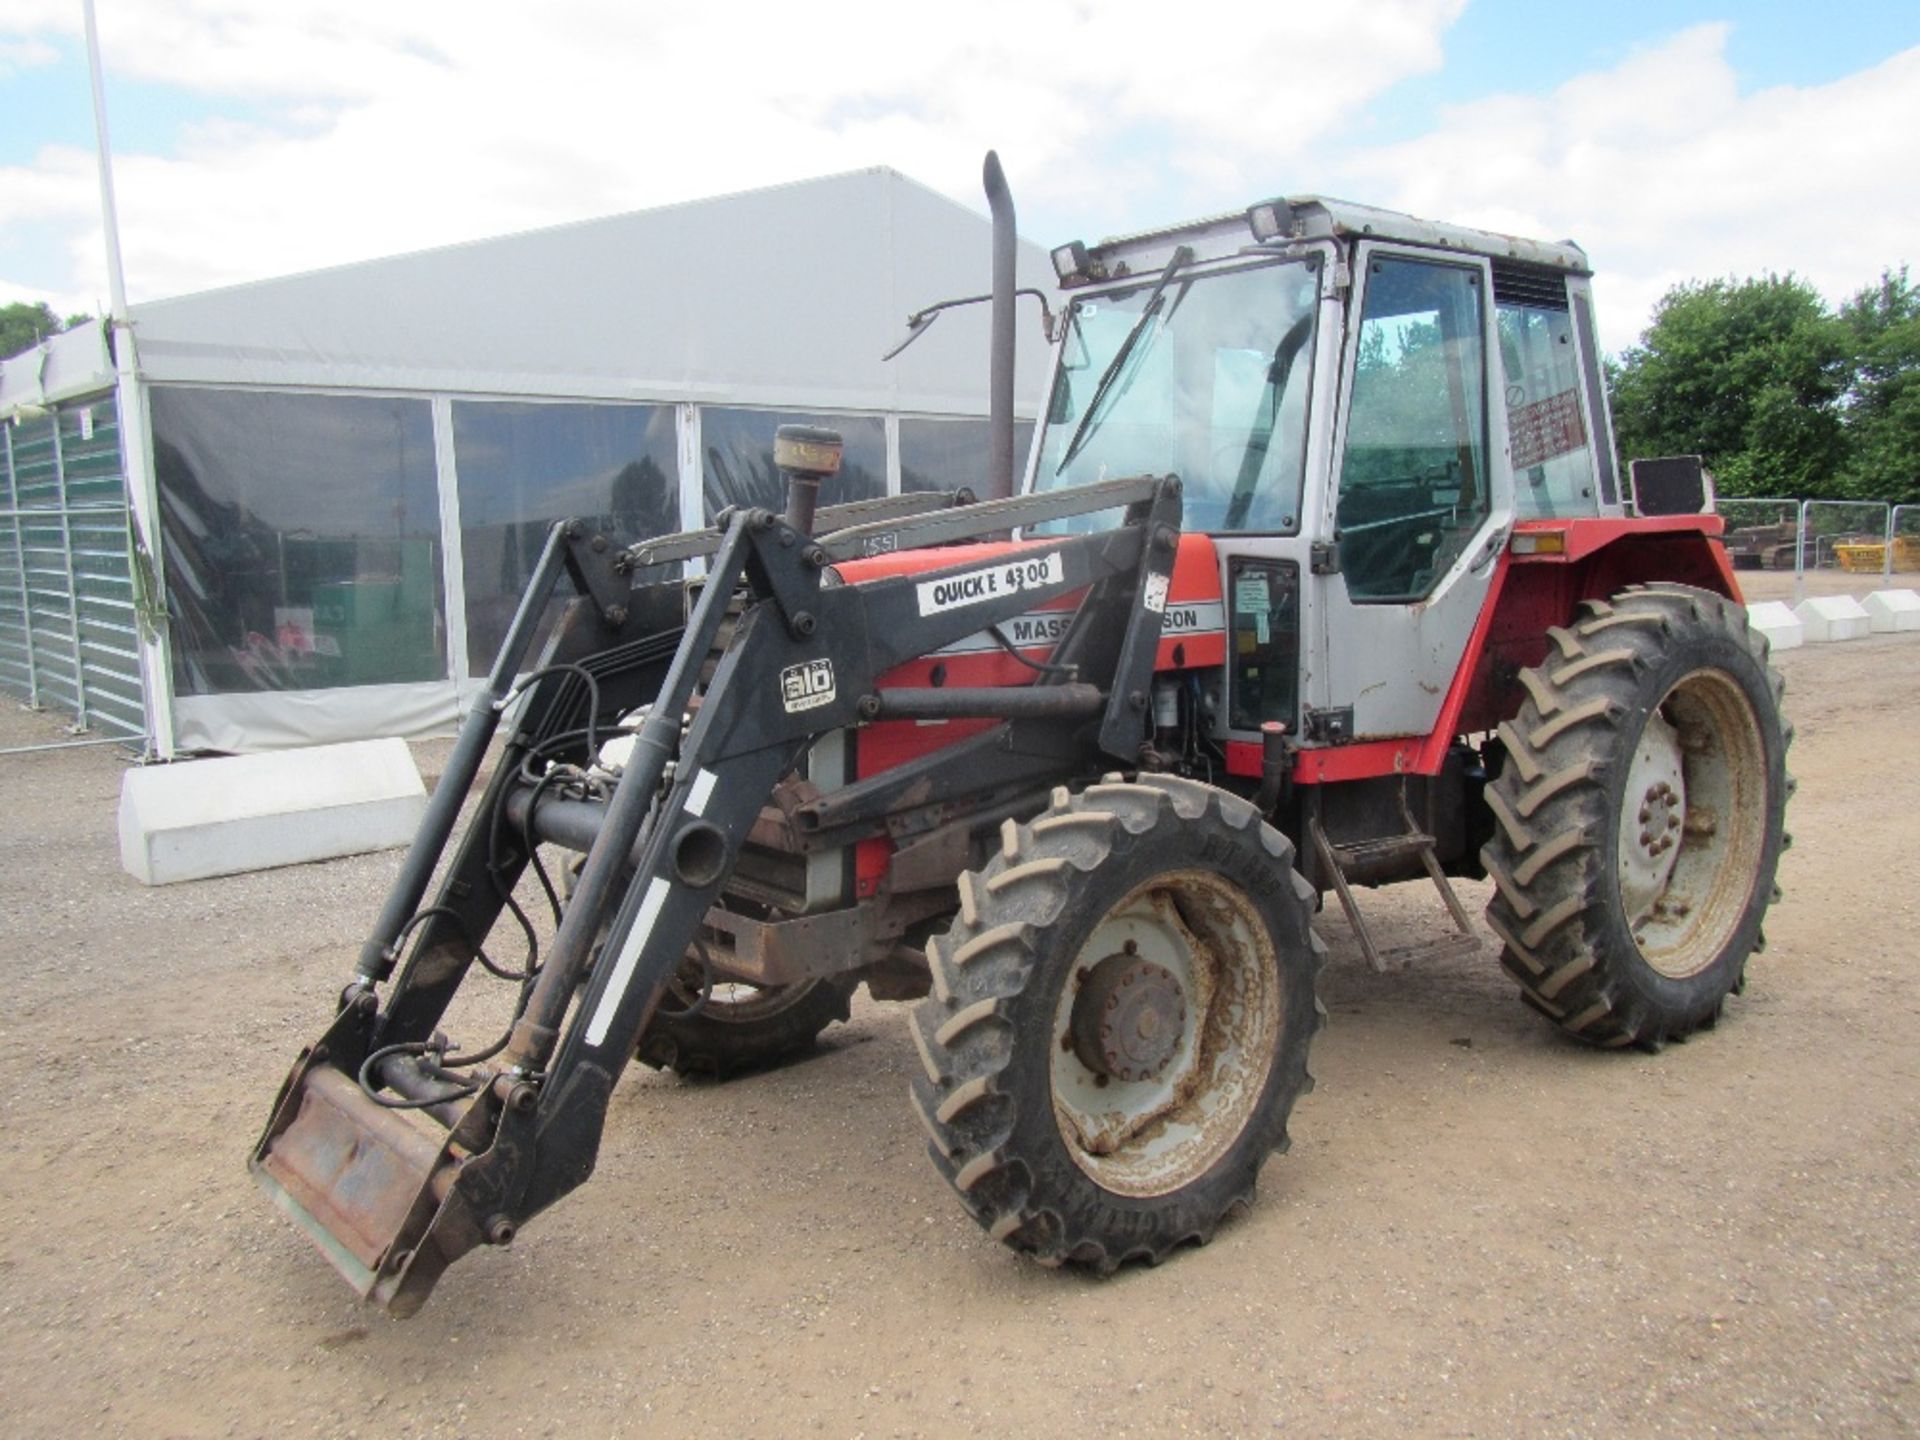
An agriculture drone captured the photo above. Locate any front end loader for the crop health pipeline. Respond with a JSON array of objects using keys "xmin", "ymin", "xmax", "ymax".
[{"xmin": 252, "ymin": 454, "xmax": 1277, "ymax": 1312}]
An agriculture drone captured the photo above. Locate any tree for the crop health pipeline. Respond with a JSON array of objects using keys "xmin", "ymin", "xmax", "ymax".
[
  {"xmin": 1836, "ymin": 267, "xmax": 1920, "ymax": 504},
  {"xmin": 1609, "ymin": 275, "xmax": 1850, "ymax": 497},
  {"xmin": 0, "ymin": 301, "xmax": 92, "ymax": 362}
]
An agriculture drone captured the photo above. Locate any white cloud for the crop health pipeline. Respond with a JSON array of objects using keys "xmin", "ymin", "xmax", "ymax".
[
  {"xmin": 1338, "ymin": 25, "xmax": 1920, "ymax": 350},
  {"xmin": 0, "ymin": 36, "xmax": 58, "ymax": 76},
  {"xmin": 0, "ymin": 0, "xmax": 1464, "ymax": 314},
  {"xmin": 3, "ymin": 5, "xmax": 1914, "ymax": 356}
]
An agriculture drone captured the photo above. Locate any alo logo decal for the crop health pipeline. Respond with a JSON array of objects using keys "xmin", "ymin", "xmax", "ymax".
[{"xmin": 780, "ymin": 658, "xmax": 837, "ymax": 713}]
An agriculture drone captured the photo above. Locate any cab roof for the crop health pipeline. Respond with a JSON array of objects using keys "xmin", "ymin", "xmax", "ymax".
[{"xmin": 1074, "ymin": 196, "xmax": 1590, "ymax": 281}]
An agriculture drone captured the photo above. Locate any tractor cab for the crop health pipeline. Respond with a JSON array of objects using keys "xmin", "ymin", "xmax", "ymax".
[{"xmin": 1029, "ymin": 199, "xmax": 1624, "ymax": 746}]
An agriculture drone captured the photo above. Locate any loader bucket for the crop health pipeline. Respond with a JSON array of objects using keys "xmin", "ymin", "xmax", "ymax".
[{"xmin": 251, "ymin": 1053, "xmax": 487, "ymax": 1317}]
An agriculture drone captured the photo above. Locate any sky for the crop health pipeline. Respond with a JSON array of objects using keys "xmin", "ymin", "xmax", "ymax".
[{"xmin": 2, "ymin": 0, "xmax": 1916, "ymax": 355}]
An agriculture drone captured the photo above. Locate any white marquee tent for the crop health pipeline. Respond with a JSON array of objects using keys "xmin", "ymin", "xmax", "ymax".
[{"xmin": 0, "ymin": 168, "xmax": 1053, "ymax": 754}]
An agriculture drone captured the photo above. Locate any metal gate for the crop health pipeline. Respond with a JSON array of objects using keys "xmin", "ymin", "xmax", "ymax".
[{"xmin": 0, "ymin": 394, "xmax": 146, "ymax": 738}]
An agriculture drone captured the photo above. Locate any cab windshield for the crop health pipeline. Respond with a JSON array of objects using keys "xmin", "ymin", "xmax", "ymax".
[{"xmin": 1032, "ymin": 256, "xmax": 1320, "ymax": 533}]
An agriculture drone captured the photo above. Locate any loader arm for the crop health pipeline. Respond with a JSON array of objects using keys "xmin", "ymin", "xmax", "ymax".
[{"xmin": 252, "ymin": 474, "xmax": 1184, "ymax": 1316}]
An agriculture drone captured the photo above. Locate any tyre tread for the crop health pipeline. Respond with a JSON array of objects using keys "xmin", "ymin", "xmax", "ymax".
[
  {"xmin": 1481, "ymin": 583, "xmax": 1791, "ymax": 1048},
  {"xmin": 912, "ymin": 779, "xmax": 1321, "ymax": 1269}
]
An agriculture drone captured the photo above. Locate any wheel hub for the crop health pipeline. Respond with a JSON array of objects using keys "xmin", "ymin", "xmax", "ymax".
[
  {"xmin": 1069, "ymin": 953, "xmax": 1188, "ymax": 1083},
  {"xmin": 1635, "ymin": 780, "xmax": 1683, "ymax": 857}
]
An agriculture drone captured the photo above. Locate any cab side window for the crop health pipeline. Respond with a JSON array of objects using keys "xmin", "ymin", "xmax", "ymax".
[
  {"xmin": 1494, "ymin": 264, "xmax": 1600, "ymax": 519},
  {"xmin": 1337, "ymin": 258, "xmax": 1490, "ymax": 602}
]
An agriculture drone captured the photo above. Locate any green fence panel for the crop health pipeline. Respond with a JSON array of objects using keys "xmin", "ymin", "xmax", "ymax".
[{"xmin": 0, "ymin": 395, "xmax": 144, "ymax": 738}]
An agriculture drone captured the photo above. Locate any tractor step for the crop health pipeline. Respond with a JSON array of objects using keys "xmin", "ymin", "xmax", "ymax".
[
  {"xmin": 1309, "ymin": 806, "xmax": 1478, "ymax": 973},
  {"xmin": 1327, "ymin": 830, "xmax": 1439, "ymax": 867}
]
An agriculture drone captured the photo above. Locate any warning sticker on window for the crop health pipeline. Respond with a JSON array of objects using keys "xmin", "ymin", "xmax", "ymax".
[
  {"xmin": 1233, "ymin": 571, "xmax": 1270, "ymax": 613},
  {"xmin": 1509, "ymin": 387, "xmax": 1587, "ymax": 471},
  {"xmin": 915, "ymin": 551, "xmax": 1064, "ymax": 616},
  {"xmin": 1142, "ymin": 572, "xmax": 1169, "ymax": 614},
  {"xmin": 780, "ymin": 658, "xmax": 836, "ymax": 713}
]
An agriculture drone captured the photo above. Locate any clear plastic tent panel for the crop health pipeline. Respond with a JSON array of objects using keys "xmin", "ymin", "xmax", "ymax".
[
  {"xmin": 150, "ymin": 387, "xmax": 446, "ymax": 697},
  {"xmin": 453, "ymin": 399, "xmax": 680, "ymax": 674}
]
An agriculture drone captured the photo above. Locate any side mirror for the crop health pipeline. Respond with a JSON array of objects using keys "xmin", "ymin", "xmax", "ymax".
[
  {"xmin": 1628, "ymin": 455, "xmax": 1715, "ymax": 516},
  {"xmin": 879, "ymin": 289, "xmax": 1060, "ymax": 363}
]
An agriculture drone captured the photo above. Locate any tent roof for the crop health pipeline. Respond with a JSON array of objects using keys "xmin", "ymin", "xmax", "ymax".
[
  {"xmin": 0, "ymin": 320, "xmax": 114, "ymax": 417},
  {"xmin": 0, "ymin": 167, "xmax": 1054, "ymax": 421}
]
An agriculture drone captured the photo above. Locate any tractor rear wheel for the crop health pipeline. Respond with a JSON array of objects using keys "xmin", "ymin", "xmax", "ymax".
[
  {"xmin": 910, "ymin": 776, "xmax": 1323, "ymax": 1271},
  {"xmin": 1482, "ymin": 585, "xmax": 1791, "ymax": 1048}
]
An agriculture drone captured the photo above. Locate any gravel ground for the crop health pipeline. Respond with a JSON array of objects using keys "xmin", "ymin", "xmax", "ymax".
[{"xmin": 0, "ymin": 630, "xmax": 1916, "ymax": 1438}]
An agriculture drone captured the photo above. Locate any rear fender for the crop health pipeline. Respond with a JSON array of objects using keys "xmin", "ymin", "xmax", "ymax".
[{"xmin": 1457, "ymin": 521, "xmax": 1737, "ymax": 737}]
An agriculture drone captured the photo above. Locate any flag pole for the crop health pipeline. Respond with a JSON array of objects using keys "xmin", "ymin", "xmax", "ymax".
[
  {"xmin": 81, "ymin": 0, "xmax": 177, "ymax": 759},
  {"xmin": 82, "ymin": 0, "xmax": 130, "ymax": 323}
]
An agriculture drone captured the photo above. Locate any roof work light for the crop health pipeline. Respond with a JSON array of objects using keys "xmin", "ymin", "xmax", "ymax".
[
  {"xmin": 1051, "ymin": 241, "xmax": 1093, "ymax": 286},
  {"xmin": 1246, "ymin": 200, "xmax": 1295, "ymax": 243}
]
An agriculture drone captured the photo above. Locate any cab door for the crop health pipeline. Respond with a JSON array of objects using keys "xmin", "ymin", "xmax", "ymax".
[{"xmin": 1311, "ymin": 245, "xmax": 1512, "ymax": 741}]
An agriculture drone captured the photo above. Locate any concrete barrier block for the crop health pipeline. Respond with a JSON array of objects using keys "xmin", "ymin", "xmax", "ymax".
[
  {"xmin": 1864, "ymin": 588, "xmax": 1920, "ymax": 633},
  {"xmin": 1793, "ymin": 595, "xmax": 1872, "ymax": 643},
  {"xmin": 1746, "ymin": 601, "xmax": 1804, "ymax": 651},
  {"xmin": 119, "ymin": 738, "xmax": 427, "ymax": 886}
]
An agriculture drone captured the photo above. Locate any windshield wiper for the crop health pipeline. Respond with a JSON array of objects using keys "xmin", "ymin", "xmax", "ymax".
[
  {"xmin": 1223, "ymin": 309, "xmax": 1316, "ymax": 529},
  {"xmin": 1053, "ymin": 245, "xmax": 1193, "ymax": 475}
]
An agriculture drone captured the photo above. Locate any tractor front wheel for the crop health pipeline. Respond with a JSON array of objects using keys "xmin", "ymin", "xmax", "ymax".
[
  {"xmin": 1482, "ymin": 584, "xmax": 1792, "ymax": 1048},
  {"xmin": 911, "ymin": 776, "xmax": 1323, "ymax": 1270}
]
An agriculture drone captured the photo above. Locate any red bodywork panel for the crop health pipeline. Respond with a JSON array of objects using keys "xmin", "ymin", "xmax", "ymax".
[
  {"xmin": 831, "ymin": 535, "xmax": 1226, "ymax": 894},
  {"xmin": 1221, "ymin": 514, "xmax": 1739, "ymax": 783}
]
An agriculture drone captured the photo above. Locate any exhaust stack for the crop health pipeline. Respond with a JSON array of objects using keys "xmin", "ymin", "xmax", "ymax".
[{"xmin": 983, "ymin": 151, "xmax": 1016, "ymax": 502}]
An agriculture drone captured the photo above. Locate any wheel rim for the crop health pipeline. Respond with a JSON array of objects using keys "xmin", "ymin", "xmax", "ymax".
[
  {"xmin": 702, "ymin": 982, "xmax": 803, "ymax": 1020},
  {"xmin": 1617, "ymin": 669, "xmax": 1769, "ymax": 979},
  {"xmin": 662, "ymin": 958, "xmax": 822, "ymax": 1023},
  {"xmin": 1050, "ymin": 869, "xmax": 1282, "ymax": 1198}
]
